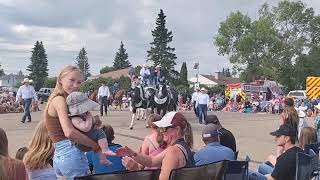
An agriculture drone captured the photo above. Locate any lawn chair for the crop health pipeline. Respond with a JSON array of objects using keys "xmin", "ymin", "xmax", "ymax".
[
  {"xmin": 223, "ymin": 160, "xmax": 249, "ymax": 180},
  {"xmin": 74, "ymin": 169, "xmax": 160, "ymax": 180},
  {"xmin": 169, "ymin": 160, "xmax": 227, "ymax": 180}
]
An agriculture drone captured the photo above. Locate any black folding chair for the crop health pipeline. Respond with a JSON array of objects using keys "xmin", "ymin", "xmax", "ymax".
[
  {"xmin": 169, "ymin": 160, "xmax": 228, "ymax": 180},
  {"xmin": 75, "ymin": 169, "xmax": 160, "ymax": 180},
  {"xmin": 295, "ymin": 152, "xmax": 314, "ymax": 180},
  {"xmin": 223, "ymin": 160, "xmax": 249, "ymax": 180}
]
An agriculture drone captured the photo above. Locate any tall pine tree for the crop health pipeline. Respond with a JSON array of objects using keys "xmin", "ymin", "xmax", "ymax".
[
  {"xmin": 179, "ymin": 62, "xmax": 188, "ymax": 86},
  {"xmin": 27, "ymin": 41, "xmax": 49, "ymax": 90},
  {"xmin": 113, "ymin": 41, "xmax": 130, "ymax": 70},
  {"xmin": 147, "ymin": 9, "xmax": 177, "ymax": 81},
  {"xmin": 75, "ymin": 47, "xmax": 91, "ymax": 80}
]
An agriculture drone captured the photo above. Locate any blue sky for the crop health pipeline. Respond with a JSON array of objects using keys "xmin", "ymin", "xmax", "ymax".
[{"xmin": 0, "ymin": 0, "xmax": 319, "ymax": 78}]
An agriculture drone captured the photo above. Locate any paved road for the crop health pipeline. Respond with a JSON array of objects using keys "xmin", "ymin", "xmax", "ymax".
[{"xmin": 0, "ymin": 105, "xmax": 314, "ymax": 169}]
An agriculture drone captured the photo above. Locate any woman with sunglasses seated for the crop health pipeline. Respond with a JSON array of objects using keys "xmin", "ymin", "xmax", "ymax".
[{"xmin": 116, "ymin": 112, "xmax": 194, "ymax": 180}]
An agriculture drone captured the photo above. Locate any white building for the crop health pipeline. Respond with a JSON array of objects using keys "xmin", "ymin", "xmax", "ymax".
[
  {"xmin": 188, "ymin": 72, "xmax": 241, "ymax": 87},
  {"xmin": 0, "ymin": 71, "xmax": 25, "ymax": 87}
]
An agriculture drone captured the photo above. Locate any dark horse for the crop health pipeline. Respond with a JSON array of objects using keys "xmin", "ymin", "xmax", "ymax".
[
  {"xmin": 167, "ymin": 85, "xmax": 178, "ymax": 112},
  {"xmin": 148, "ymin": 83, "xmax": 169, "ymax": 116}
]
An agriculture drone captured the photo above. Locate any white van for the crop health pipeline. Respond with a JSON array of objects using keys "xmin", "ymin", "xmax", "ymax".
[{"xmin": 287, "ymin": 90, "xmax": 307, "ymax": 100}]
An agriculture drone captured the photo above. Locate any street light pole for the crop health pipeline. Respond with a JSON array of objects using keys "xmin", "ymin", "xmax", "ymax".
[{"xmin": 83, "ymin": 59, "xmax": 86, "ymax": 81}]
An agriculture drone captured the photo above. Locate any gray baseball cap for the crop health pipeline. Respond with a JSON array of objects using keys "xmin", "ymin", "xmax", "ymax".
[
  {"xmin": 66, "ymin": 92, "xmax": 99, "ymax": 116},
  {"xmin": 202, "ymin": 124, "xmax": 220, "ymax": 138}
]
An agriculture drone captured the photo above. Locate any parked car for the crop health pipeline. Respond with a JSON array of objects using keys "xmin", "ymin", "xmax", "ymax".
[
  {"xmin": 37, "ymin": 88, "xmax": 54, "ymax": 103},
  {"xmin": 287, "ymin": 90, "xmax": 307, "ymax": 100}
]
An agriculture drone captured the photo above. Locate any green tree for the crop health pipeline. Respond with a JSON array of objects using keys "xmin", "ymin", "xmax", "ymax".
[
  {"xmin": 100, "ymin": 66, "xmax": 114, "ymax": 74},
  {"xmin": 113, "ymin": 41, "xmax": 130, "ymax": 70},
  {"xmin": 222, "ymin": 68, "xmax": 231, "ymax": 77},
  {"xmin": 147, "ymin": 9, "xmax": 178, "ymax": 82},
  {"xmin": 27, "ymin": 41, "xmax": 49, "ymax": 90},
  {"xmin": 179, "ymin": 62, "xmax": 188, "ymax": 86},
  {"xmin": 0, "ymin": 63, "xmax": 5, "ymax": 76},
  {"xmin": 134, "ymin": 65, "xmax": 142, "ymax": 77},
  {"xmin": 214, "ymin": 1, "xmax": 320, "ymax": 91},
  {"xmin": 75, "ymin": 47, "xmax": 91, "ymax": 80},
  {"xmin": 43, "ymin": 77, "xmax": 57, "ymax": 88}
]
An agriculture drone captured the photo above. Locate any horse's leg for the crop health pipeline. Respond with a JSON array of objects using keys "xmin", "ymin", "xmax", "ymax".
[
  {"xmin": 145, "ymin": 108, "xmax": 150, "ymax": 128},
  {"xmin": 136, "ymin": 108, "xmax": 140, "ymax": 120},
  {"xmin": 130, "ymin": 108, "xmax": 136, "ymax": 130}
]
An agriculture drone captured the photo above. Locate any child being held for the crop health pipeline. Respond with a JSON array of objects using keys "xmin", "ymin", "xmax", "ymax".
[{"xmin": 66, "ymin": 92, "xmax": 115, "ymax": 165}]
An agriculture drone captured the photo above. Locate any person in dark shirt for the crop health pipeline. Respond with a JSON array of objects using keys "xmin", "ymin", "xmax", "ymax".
[
  {"xmin": 205, "ymin": 114, "xmax": 237, "ymax": 153},
  {"xmin": 249, "ymin": 124, "xmax": 303, "ymax": 180}
]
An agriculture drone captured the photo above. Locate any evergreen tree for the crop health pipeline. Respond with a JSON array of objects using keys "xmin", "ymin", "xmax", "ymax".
[
  {"xmin": 113, "ymin": 41, "xmax": 130, "ymax": 70},
  {"xmin": 0, "ymin": 63, "xmax": 5, "ymax": 76},
  {"xmin": 147, "ymin": 9, "xmax": 177, "ymax": 82},
  {"xmin": 100, "ymin": 66, "xmax": 114, "ymax": 74},
  {"xmin": 179, "ymin": 62, "xmax": 188, "ymax": 86},
  {"xmin": 75, "ymin": 47, "xmax": 91, "ymax": 80},
  {"xmin": 27, "ymin": 41, "xmax": 49, "ymax": 90}
]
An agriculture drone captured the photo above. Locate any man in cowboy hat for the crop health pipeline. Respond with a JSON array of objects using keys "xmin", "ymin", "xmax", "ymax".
[
  {"xmin": 196, "ymin": 87, "xmax": 209, "ymax": 124},
  {"xmin": 16, "ymin": 78, "xmax": 38, "ymax": 123}
]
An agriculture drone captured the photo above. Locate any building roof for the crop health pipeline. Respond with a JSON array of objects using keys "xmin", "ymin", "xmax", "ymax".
[
  {"xmin": 201, "ymin": 74, "xmax": 241, "ymax": 85},
  {"xmin": 90, "ymin": 68, "xmax": 129, "ymax": 80}
]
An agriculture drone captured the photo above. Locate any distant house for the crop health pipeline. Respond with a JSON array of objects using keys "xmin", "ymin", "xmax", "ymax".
[
  {"xmin": 0, "ymin": 71, "xmax": 25, "ymax": 87},
  {"xmin": 89, "ymin": 68, "xmax": 129, "ymax": 80},
  {"xmin": 188, "ymin": 72, "xmax": 241, "ymax": 87}
]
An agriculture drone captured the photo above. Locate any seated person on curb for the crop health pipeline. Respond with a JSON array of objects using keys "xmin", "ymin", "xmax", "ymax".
[
  {"xmin": 205, "ymin": 114, "xmax": 237, "ymax": 153},
  {"xmin": 249, "ymin": 124, "xmax": 303, "ymax": 180},
  {"xmin": 66, "ymin": 92, "xmax": 115, "ymax": 165},
  {"xmin": 86, "ymin": 124, "xmax": 125, "ymax": 174},
  {"xmin": 194, "ymin": 124, "xmax": 235, "ymax": 166}
]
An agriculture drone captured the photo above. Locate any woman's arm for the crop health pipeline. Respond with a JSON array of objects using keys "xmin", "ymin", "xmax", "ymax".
[
  {"xmin": 52, "ymin": 96, "xmax": 99, "ymax": 151},
  {"xmin": 158, "ymin": 147, "xmax": 182, "ymax": 180},
  {"xmin": 140, "ymin": 137, "xmax": 150, "ymax": 155},
  {"xmin": 116, "ymin": 146, "xmax": 167, "ymax": 167}
]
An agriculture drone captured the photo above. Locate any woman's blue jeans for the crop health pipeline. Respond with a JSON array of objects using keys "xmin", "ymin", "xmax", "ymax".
[{"xmin": 53, "ymin": 139, "xmax": 89, "ymax": 180}]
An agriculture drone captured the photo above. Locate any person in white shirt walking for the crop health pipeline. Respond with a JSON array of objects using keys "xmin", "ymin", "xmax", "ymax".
[
  {"xmin": 16, "ymin": 78, "xmax": 38, "ymax": 123},
  {"xmin": 196, "ymin": 87, "xmax": 210, "ymax": 124},
  {"xmin": 191, "ymin": 88, "xmax": 200, "ymax": 117},
  {"xmin": 98, "ymin": 83, "xmax": 110, "ymax": 116}
]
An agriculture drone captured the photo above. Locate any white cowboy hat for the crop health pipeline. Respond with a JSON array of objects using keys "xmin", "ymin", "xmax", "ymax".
[
  {"xmin": 21, "ymin": 78, "xmax": 32, "ymax": 84},
  {"xmin": 156, "ymin": 65, "xmax": 162, "ymax": 68},
  {"xmin": 201, "ymin": 87, "xmax": 206, "ymax": 91}
]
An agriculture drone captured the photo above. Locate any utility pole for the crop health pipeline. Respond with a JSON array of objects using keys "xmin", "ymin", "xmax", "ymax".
[{"xmin": 83, "ymin": 59, "xmax": 86, "ymax": 81}]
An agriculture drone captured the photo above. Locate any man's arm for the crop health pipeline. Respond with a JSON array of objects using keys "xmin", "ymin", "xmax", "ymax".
[
  {"xmin": 16, "ymin": 87, "xmax": 22, "ymax": 102},
  {"xmin": 32, "ymin": 87, "xmax": 38, "ymax": 102},
  {"xmin": 106, "ymin": 87, "xmax": 110, "ymax": 98}
]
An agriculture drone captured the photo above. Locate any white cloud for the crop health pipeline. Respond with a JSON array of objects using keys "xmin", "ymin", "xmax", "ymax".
[{"xmin": 0, "ymin": 0, "xmax": 320, "ymax": 77}]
